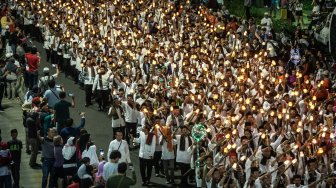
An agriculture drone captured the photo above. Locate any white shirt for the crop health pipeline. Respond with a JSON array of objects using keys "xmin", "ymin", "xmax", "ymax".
[
  {"xmin": 160, "ymin": 135, "xmax": 176, "ymax": 160},
  {"xmin": 107, "ymin": 139, "xmax": 131, "ymax": 163},
  {"xmin": 102, "ymin": 162, "xmax": 118, "ymax": 181},
  {"xmin": 92, "ymin": 73, "xmax": 113, "ymax": 91},
  {"xmin": 121, "ymin": 101, "xmax": 138, "ymax": 123},
  {"xmin": 134, "ymin": 131, "xmax": 156, "ymax": 159},
  {"xmin": 176, "ymin": 135, "xmax": 193, "ymax": 163},
  {"xmin": 84, "ymin": 66, "xmax": 97, "ymax": 85}
]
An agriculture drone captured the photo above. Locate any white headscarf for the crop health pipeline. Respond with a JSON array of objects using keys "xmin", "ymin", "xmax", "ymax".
[{"xmin": 62, "ymin": 137, "xmax": 76, "ymax": 160}]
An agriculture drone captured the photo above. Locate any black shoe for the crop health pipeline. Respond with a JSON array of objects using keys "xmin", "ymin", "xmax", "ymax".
[
  {"xmin": 30, "ymin": 163, "xmax": 42, "ymax": 169},
  {"xmin": 0, "ymin": 107, "xmax": 4, "ymax": 112},
  {"xmin": 26, "ymin": 150, "xmax": 31, "ymax": 155},
  {"xmin": 142, "ymin": 182, "xmax": 147, "ymax": 186}
]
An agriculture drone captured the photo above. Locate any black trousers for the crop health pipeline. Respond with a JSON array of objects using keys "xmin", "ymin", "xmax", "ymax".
[
  {"xmin": 56, "ymin": 54, "xmax": 63, "ymax": 71},
  {"xmin": 0, "ymin": 84, "xmax": 4, "ymax": 107},
  {"xmin": 63, "ymin": 58, "xmax": 71, "ymax": 77},
  {"xmin": 125, "ymin": 122, "xmax": 137, "ymax": 144},
  {"xmin": 45, "ymin": 49, "xmax": 51, "ymax": 63},
  {"xmin": 139, "ymin": 157, "xmax": 153, "ymax": 182},
  {"xmin": 245, "ymin": 6, "xmax": 251, "ymax": 19},
  {"xmin": 178, "ymin": 162, "xmax": 191, "ymax": 185},
  {"xmin": 84, "ymin": 84, "xmax": 93, "ymax": 105},
  {"xmin": 72, "ymin": 66, "xmax": 80, "ymax": 84},
  {"xmin": 11, "ymin": 162, "xmax": 20, "ymax": 188},
  {"xmin": 153, "ymin": 151, "xmax": 162, "ymax": 174},
  {"xmin": 51, "ymin": 51, "xmax": 57, "ymax": 65},
  {"xmin": 96, "ymin": 89, "xmax": 109, "ymax": 109}
]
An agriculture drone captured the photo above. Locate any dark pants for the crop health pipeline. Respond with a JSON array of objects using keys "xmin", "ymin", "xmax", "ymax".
[
  {"xmin": 178, "ymin": 162, "xmax": 191, "ymax": 185},
  {"xmin": 10, "ymin": 163, "xmax": 20, "ymax": 188},
  {"xmin": 45, "ymin": 49, "xmax": 51, "ymax": 63},
  {"xmin": 63, "ymin": 58, "xmax": 71, "ymax": 77},
  {"xmin": 51, "ymin": 51, "xmax": 57, "ymax": 65},
  {"xmin": 41, "ymin": 158, "xmax": 55, "ymax": 188},
  {"xmin": 162, "ymin": 159, "xmax": 174, "ymax": 182},
  {"xmin": 27, "ymin": 71, "xmax": 38, "ymax": 90},
  {"xmin": 139, "ymin": 157, "xmax": 153, "ymax": 182},
  {"xmin": 125, "ymin": 122, "xmax": 137, "ymax": 145},
  {"xmin": 56, "ymin": 54, "xmax": 63, "ymax": 71},
  {"xmin": 0, "ymin": 175, "xmax": 12, "ymax": 188},
  {"xmin": 112, "ymin": 126, "xmax": 126, "ymax": 140},
  {"xmin": 29, "ymin": 138, "xmax": 38, "ymax": 166},
  {"xmin": 153, "ymin": 151, "xmax": 162, "ymax": 174},
  {"xmin": 71, "ymin": 66, "xmax": 80, "ymax": 84},
  {"xmin": 84, "ymin": 84, "xmax": 93, "ymax": 105},
  {"xmin": 245, "ymin": 6, "xmax": 251, "ymax": 19},
  {"xmin": 96, "ymin": 90, "xmax": 109, "ymax": 109},
  {"xmin": 0, "ymin": 84, "xmax": 4, "ymax": 107}
]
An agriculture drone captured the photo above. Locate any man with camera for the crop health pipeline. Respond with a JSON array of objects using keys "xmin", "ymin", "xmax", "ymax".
[{"xmin": 53, "ymin": 91, "xmax": 75, "ymax": 133}]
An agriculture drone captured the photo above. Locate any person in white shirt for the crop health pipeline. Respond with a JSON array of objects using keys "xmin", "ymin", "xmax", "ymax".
[
  {"xmin": 92, "ymin": 66, "xmax": 113, "ymax": 111},
  {"xmin": 175, "ymin": 126, "xmax": 194, "ymax": 187},
  {"xmin": 261, "ymin": 12, "xmax": 273, "ymax": 32},
  {"xmin": 160, "ymin": 125, "xmax": 176, "ymax": 184},
  {"xmin": 121, "ymin": 94, "xmax": 139, "ymax": 147},
  {"xmin": 108, "ymin": 98, "xmax": 126, "ymax": 136},
  {"xmin": 83, "ymin": 60, "xmax": 96, "ymax": 107},
  {"xmin": 133, "ymin": 126, "xmax": 156, "ymax": 186},
  {"xmin": 102, "ymin": 150, "xmax": 121, "ymax": 181},
  {"xmin": 107, "ymin": 131, "xmax": 131, "ymax": 164}
]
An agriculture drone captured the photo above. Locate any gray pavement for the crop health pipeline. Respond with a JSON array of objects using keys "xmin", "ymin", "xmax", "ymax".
[
  {"xmin": 0, "ymin": 98, "xmax": 42, "ymax": 188},
  {"xmin": 32, "ymin": 42, "xmax": 179, "ymax": 188}
]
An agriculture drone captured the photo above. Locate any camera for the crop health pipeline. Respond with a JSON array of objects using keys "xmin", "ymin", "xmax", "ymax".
[{"xmin": 99, "ymin": 149, "xmax": 104, "ymax": 156}]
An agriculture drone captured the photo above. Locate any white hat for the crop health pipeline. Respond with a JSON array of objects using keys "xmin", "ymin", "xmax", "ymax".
[
  {"xmin": 5, "ymin": 53, "xmax": 12, "ymax": 58},
  {"xmin": 43, "ymin": 67, "xmax": 50, "ymax": 73}
]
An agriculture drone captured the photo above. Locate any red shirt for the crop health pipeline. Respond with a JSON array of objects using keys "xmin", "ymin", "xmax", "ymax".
[{"xmin": 25, "ymin": 53, "xmax": 40, "ymax": 72}]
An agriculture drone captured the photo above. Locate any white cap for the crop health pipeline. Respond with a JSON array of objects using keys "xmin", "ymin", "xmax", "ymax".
[
  {"xmin": 43, "ymin": 67, "xmax": 50, "ymax": 73},
  {"xmin": 5, "ymin": 53, "xmax": 12, "ymax": 58}
]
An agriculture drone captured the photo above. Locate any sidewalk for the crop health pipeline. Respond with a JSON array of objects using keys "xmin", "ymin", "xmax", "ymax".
[{"xmin": 0, "ymin": 98, "xmax": 42, "ymax": 188}]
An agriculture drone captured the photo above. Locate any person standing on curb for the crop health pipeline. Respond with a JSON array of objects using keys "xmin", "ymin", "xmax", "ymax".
[{"xmin": 7, "ymin": 129, "xmax": 22, "ymax": 188}]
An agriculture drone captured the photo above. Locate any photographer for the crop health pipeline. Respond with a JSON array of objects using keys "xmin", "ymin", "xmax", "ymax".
[{"xmin": 53, "ymin": 91, "xmax": 75, "ymax": 133}]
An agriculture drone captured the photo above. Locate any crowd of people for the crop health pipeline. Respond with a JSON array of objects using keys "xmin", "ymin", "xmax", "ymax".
[{"xmin": 1, "ymin": 0, "xmax": 336, "ymax": 187}]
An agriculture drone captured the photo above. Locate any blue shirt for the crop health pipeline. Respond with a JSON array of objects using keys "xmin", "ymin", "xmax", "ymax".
[
  {"xmin": 60, "ymin": 118, "xmax": 85, "ymax": 142},
  {"xmin": 43, "ymin": 87, "xmax": 62, "ymax": 108}
]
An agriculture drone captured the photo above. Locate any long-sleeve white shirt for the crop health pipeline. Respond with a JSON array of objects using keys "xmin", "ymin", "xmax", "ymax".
[
  {"xmin": 176, "ymin": 135, "xmax": 193, "ymax": 163},
  {"xmin": 121, "ymin": 101, "xmax": 139, "ymax": 123},
  {"xmin": 160, "ymin": 135, "xmax": 176, "ymax": 160},
  {"xmin": 92, "ymin": 73, "xmax": 113, "ymax": 91},
  {"xmin": 107, "ymin": 139, "xmax": 131, "ymax": 163},
  {"xmin": 134, "ymin": 131, "xmax": 156, "ymax": 159}
]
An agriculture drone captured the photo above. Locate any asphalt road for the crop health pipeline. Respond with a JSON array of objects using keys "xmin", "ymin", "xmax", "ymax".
[{"xmin": 34, "ymin": 42, "xmax": 184, "ymax": 188}]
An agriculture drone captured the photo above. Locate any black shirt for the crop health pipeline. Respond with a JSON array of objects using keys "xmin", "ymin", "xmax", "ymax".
[{"xmin": 7, "ymin": 139, "xmax": 22, "ymax": 163}]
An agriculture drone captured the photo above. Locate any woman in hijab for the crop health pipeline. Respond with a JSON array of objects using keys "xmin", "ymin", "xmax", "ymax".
[
  {"xmin": 79, "ymin": 165, "xmax": 94, "ymax": 188},
  {"xmin": 62, "ymin": 137, "xmax": 77, "ymax": 185}
]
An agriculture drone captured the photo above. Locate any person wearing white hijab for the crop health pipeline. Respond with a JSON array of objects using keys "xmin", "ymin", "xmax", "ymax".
[{"xmin": 62, "ymin": 137, "xmax": 77, "ymax": 177}]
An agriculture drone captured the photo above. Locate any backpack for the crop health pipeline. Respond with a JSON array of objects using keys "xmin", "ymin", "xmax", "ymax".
[{"xmin": 25, "ymin": 111, "xmax": 41, "ymax": 128}]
